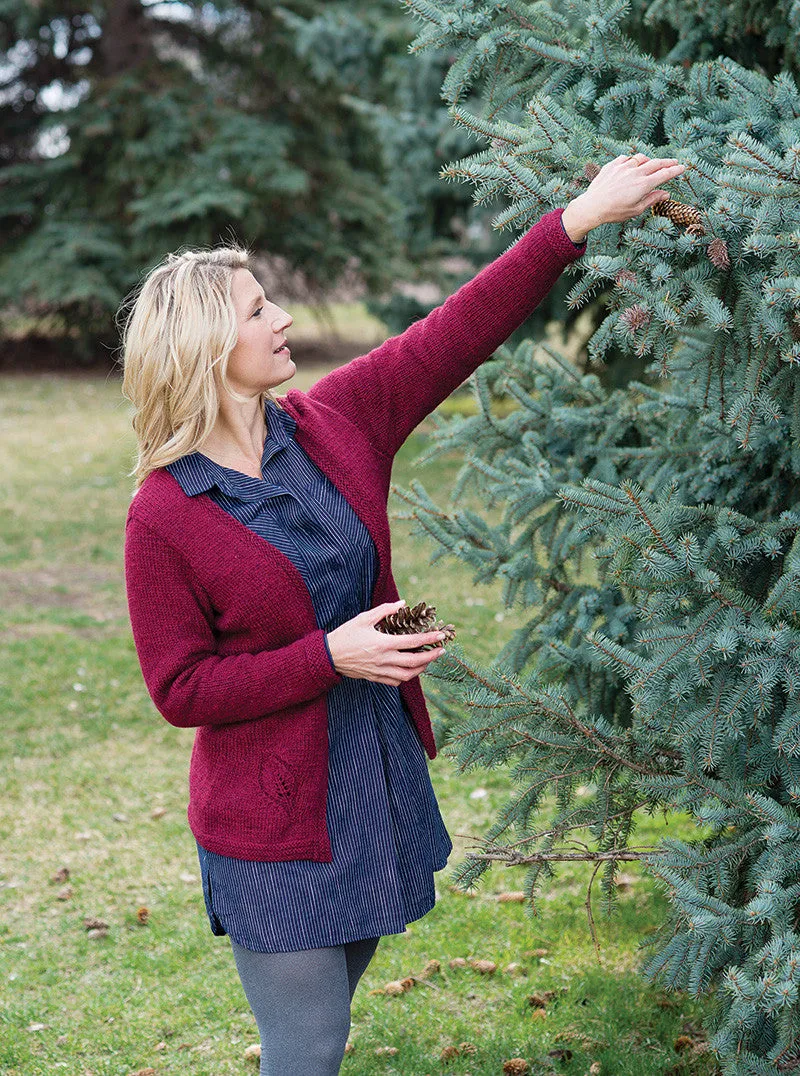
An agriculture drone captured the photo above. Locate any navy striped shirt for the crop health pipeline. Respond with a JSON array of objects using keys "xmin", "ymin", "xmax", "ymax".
[{"xmin": 165, "ymin": 397, "xmax": 453, "ymax": 952}]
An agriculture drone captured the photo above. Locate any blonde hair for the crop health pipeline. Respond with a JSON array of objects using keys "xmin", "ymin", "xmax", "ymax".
[{"xmin": 117, "ymin": 243, "xmax": 278, "ymax": 492}]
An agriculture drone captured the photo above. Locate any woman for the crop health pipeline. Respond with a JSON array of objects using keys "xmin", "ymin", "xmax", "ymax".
[{"xmin": 121, "ymin": 152, "xmax": 685, "ymax": 1075}]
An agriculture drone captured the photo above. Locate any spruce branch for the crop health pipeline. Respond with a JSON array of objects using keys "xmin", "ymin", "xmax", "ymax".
[{"xmin": 439, "ymin": 651, "xmax": 676, "ymax": 779}]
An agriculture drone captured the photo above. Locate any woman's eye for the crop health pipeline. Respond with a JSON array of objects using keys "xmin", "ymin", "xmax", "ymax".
[{"xmin": 253, "ymin": 307, "xmax": 262, "ymax": 317}]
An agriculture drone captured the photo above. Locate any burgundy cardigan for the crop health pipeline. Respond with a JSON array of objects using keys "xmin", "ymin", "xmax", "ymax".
[{"xmin": 123, "ymin": 207, "xmax": 586, "ymax": 861}]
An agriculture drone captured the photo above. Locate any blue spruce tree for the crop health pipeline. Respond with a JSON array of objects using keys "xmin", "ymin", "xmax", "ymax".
[{"xmin": 395, "ymin": 0, "xmax": 800, "ymax": 1070}]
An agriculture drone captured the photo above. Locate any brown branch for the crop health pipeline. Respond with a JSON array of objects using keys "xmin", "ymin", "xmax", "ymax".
[
  {"xmin": 495, "ymin": 797, "xmax": 655, "ymax": 852},
  {"xmin": 463, "ymin": 847, "xmax": 658, "ymax": 865}
]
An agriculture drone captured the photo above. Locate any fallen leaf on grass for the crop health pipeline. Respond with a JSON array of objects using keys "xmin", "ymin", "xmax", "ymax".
[
  {"xmin": 151, "ymin": 807, "xmax": 167, "ymax": 819},
  {"xmin": 469, "ymin": 958, "xmax": 496, "ymax": 974},
  {"xmin": 374, "ymin": 1046, "xmax": 398, "ymax": 1055},
  {"xmin": 344, "ymin": 1042, "xmax": 355, "ymax": 1055},
  {"xmin": 56, "ymin": 886, "xmax": 73, "ymax": 900},
  {"xmin": 674, "ymin": 1020, "xmax": 711, "ymax": 1056},
  {"xmin": 553, "ymin": 1026, "xmax": 608, "ymax": 1052},
  {"xmin": 504, "ymin": 962, "xmax": 527, "ymax": 976},
  {"xmin": 137, "ymin": 906, "xmax": 150, "ymax": 925},
  {"xmin": 548, "ymin": 1046, "xmax": 572, "ymax": 1061},
  {"xmin": 416, "ymin": 958, "xmax": 440, "ymax": 979},
  {"xmin": 27, "ymin": 1023, "xmax": 48, "ymax": 1032},
  {"xmin": 441, "ymin": 1042, "xmax": 477, "ymax": 1062},
  {"xmin": 528, "ymin": 990, "xmax": 558, "ymax": 1007},
  {"xmin": 447, "ymin": 955, "xmax": 498, "ymax": 974},
  {"xmin": 83, "ymin": 916, "xmax": 109, "ymax": 930},
  {"xmin": 502, "ymin": 1060, "xmax": 529, "ymax": 1075},
  {"xmin": 128, "ymin": 1069, "xmax": 156, "ymax": 1076},
  {"xmin": 243, "ymin": 1044, "xmax": 261, "ymax": 1063},
  {"xmin": 51, "ymin": 867, "xmax": 70, "ymax": 883},
  {"xmin": 83, "ymin": 915, "xmax": 109, "ymax": 939},
  {"xmin": 496, "ymin": 891, "xmax": 526, "ymax": 902}
]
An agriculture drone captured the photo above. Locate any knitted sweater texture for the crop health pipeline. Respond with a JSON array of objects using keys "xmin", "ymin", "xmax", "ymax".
[{"xmin": 123, "ymin": 206, "xmax": 586, "ymax": 861}]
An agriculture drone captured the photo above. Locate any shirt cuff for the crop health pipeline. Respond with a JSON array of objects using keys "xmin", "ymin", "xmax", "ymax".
[
  {"xmin": 560, "ymin": 212, "xmax": 587, "ymax": 249},
  {"xmin": 322, "ymin": 632, "xmax": 337, "ymax": 674}
]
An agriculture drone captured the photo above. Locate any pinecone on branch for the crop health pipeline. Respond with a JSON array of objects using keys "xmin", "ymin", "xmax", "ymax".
[
  {"xmin": 583, "ymin": 161, "xmax": 601, "ymax": 182},
  {"xmin": 619, "ymin": 304, "xmax": 652, "ymax": 333},
  {"xmin": 614, "ymin": 269, "xmax": 638, "ymax": 288},
  {"xmin": 707, "ymin": 237, "xmax": 730, "ymax": 270},
  {"xmin": 651, "ymin": 195, "xmax": 706, "ymax": 236},
  {"xmin": 375, "ymin": 601, "xmax": 456, "ymax": 652}
]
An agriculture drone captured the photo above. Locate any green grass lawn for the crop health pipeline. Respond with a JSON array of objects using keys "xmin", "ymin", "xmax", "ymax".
[{"xmin": 0, "ymin": 368, "xmax": 721, "ymax": 1075}]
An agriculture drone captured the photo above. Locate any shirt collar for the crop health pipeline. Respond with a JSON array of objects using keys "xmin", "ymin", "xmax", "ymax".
[{"xmin": 166, "ymin": 397, "xmax": 297, "ymax": 500}]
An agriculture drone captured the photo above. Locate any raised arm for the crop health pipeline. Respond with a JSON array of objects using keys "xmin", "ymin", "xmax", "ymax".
[
  {"xmin": 305, "ymin": 154, "xmax": 688, "ymax": 459},
  {"xmin": 124, "ymin": 517, "xmax": 342, "ymax": 729},
  {"xmin": 305, "ymin": 206, "xmax": 585, "ymax": 459}
]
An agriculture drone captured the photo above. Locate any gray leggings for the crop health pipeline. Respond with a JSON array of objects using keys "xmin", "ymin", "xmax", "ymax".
[{"xmin": 230, "ymin": 935, "xmax": 381, "ymax": 1076}]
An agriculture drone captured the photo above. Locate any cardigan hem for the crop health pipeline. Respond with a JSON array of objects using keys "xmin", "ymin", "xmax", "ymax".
[{"xmin": 192, "ymin": 829, "xmax": 334, "ymax": 863}]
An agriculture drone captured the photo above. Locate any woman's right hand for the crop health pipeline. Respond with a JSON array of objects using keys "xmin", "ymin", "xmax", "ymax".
[
  {"xmin": 562, "ymin": 153, "xmax": 687, "ymax": 239},
  {"xmin": 326, "ymin": 600, "xmax": 446, "ymax": 686}
]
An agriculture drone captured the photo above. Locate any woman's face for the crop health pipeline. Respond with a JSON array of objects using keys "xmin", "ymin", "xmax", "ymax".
[{"xmin": 225, "ymin": 269, "xmax": 294, "ymax": 394}]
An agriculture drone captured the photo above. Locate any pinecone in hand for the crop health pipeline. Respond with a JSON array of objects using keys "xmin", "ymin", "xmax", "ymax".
[{"xmin": 375, "ymin": 601, "xmax": 456, "ymax": 653}]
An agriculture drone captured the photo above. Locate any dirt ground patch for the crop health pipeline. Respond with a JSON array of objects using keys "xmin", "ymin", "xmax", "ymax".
[{"xmin": 0, "ymin": 563, "xmax": 127, "ymax": 633}]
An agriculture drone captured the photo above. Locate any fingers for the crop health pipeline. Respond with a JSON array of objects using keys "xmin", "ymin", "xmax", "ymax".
[
  {"xmin": 392, "ymin": 646, "xmax": 444, "ymax": 668},
  {"xmin": 637, "ymin": 157, "xmax": 674, "ymax": 172},
  {"xmin": 389, "ymin": 628, "xmax": 447, "ymax": 650},
  {"xmin": 616, "ymin": 154, "xmax": 685, "ymax": 175},
  {"xmin": 644, "ymin": 164, "xmax": 686, "ymax": 184},
  {"xmin": 361, "ymin": 599, "xmax": 407, "ymax": 626},
  {"xmin": 383, "ymin": 654, "xmax": 442, "ymax": 682},
  {"xmin": 374, "ymin": 645, "xmax": 445, "ymax": 685}
]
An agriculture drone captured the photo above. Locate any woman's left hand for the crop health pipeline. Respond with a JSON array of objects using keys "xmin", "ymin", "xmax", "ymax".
[{"xmin": 561, "ymin": 153, "xmax": 687, "ymax": 242}]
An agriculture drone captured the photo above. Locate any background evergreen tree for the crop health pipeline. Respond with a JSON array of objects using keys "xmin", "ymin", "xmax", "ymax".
[
  {"xmin": 395, "ymin": 0, "xmax": 800, "ymax": 1070},
  {"xmin": 0, "ymin": 0, "xmax": 412, "ymax": 361},
  {"xmin": 0, "ymin": 0, "xmax": 603, "ymax": 365}
]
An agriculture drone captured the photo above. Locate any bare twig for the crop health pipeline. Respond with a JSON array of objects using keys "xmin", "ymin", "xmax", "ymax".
[{"xmin": 462, "ymin": 847, "xmax": 659, "ymax": 865}]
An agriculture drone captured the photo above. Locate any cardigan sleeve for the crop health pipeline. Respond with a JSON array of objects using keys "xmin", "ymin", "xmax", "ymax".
[
  {"xmin": 305, "ymin": 206, "xmax": 586, "ymax": 459},
  {"xmin": 124, "ymin": 517, "xmax": 343, "ymax": 729}
]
